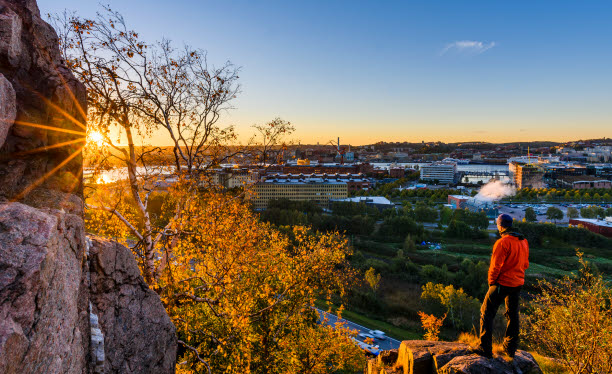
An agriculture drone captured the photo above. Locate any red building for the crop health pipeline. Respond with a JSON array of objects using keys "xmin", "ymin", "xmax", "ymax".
[
  {"xmin": 569, "ymin": 218, "xmax": 612, "ymax": 238},
  {"xmin": 389, "ymin": 168, "xmax": 405, "ymax": 178},
  {"xmin": 347, "ymin": 180, "xmax": 371, "ymax": 192}
]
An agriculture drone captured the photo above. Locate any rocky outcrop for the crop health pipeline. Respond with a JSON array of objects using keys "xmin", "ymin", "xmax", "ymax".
[
  {"xmin": 88, "ymin": 237, "xmax": 177, "ymax": 374},
  {"xmin": 366, "ymin": 341, "xmax": 542, "ymax": 374},
  {"xmin": 0, "ymin": 0, "xmax": 86, "ymax": 203},
  {"xmin": 0, "ymin": 1, "xmax": 177, "ymax": 373},
  {"xmin": 0, "ymin": 204, "xmax": 177, "ymax": 374},
  {"xmin": 0, "ymin": 202, "xmax": 89, "ymax": 374}
]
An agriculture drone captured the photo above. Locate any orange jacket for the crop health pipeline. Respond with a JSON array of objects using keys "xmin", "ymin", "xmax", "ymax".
[{"xmin": 488, "ymin": 232, "xmax": 529, "ymax": 287}]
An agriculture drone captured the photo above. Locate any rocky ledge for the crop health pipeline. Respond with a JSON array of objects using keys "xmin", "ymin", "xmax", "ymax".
[{"xmin": 366, "ymin": 341, "xmax": 542, "ymax": 374}]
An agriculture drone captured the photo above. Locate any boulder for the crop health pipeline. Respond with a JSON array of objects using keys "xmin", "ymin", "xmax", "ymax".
[
  {"xmin": 386, "ymin": 341, "xmax": 542, "ymax": 374},
  {"xmin": 88, "ymin": 237, "xmax": 177, "ymax": 374},
  {"xmin": 0, "ymin": 73, "xmax": 16, "ymax": 147},
  {"xmin": 0, "ymin": 202, "xmax": 88, "ymax": 374}
]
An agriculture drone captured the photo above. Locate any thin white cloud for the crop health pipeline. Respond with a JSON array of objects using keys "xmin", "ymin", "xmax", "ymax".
[{"xmin": 440, "ymin": 40, "xmax": 496, "ymax": 56}]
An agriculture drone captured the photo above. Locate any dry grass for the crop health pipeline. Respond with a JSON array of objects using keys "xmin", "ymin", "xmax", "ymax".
[
  {"xmin": 456, "ymin": 332, "xmax": 504, "ymax": 354},
  {"xmin": 456, "ymin": 332, "xmax": 570, "ymax": 374}
]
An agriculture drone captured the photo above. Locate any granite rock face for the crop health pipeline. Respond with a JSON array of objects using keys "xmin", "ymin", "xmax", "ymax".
[
  {"xmin": 0, "ymin": 202, "xmax": 89, "ymax": 374},
  {"xmin": 0, "ymin": 205, "xmax": 178, "ymax": 374},
  {"xmin": 0, "ymin": 73, "xmax": 16, "ymax": 146},
  {"xmin": 0, "ymin": 0, "xmax": 86, "ymax": 203},
  {"xmin": 89, "ymin": 237, "xmax": 177, "ymax": 374},
  {"xmin": 365, "ymin": 341, "xmax": 543, "ymax": 374},
  {"xmin": 0, "ymin": 1, "xmax": 177, "ymax": 373}
]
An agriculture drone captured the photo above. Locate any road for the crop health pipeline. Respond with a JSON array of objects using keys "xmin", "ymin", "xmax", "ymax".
[{"xmin": 315, "ymin": 308, "xmax": 401, "ymax": 350}]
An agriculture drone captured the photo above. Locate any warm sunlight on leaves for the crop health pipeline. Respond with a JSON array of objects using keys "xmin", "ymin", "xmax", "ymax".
[
  {"xmin": 418, "ymin": 311, "xmax": 446, "ymax": 341},
  {"xmin": 154, "ymin": 187, "xmax": 364, "ymax": 373}
]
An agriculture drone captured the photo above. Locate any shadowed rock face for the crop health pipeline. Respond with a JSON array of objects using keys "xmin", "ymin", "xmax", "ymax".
[
  {"xmin": 88, "ymin": 237, "xmax": 177, "ymax": 374},
  {"xmin": 0, "ymin": 0, "xmax": 86, "ymax": 207},
  {"xmin": 366, "ymin": 340, "xmax": 543, "ymax": 374}
]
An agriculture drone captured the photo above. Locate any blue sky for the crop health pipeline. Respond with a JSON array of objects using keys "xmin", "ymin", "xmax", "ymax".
[{"xmin": 39, "ymin": 0, "xmax": 612, "ymax": 145}]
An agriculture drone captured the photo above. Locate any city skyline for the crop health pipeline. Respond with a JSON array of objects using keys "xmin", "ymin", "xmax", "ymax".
[{"xmin": 39, "ymin": 0, "xmax": 612, "ymax": 146}]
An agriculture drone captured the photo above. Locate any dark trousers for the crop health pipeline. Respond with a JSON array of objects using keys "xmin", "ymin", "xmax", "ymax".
[{"xmin": 478, "ymin": 284, "xmax": 521, "ymax": 355}]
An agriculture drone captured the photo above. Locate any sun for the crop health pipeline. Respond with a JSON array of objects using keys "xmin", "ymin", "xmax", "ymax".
[{"xmin": 88, "ymin": 130, "xmax": 105, "ymax": 146}]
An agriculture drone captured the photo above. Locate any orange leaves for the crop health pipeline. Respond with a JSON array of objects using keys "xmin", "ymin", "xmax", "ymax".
[
  {"xmin": 418, "ymin": 311, "xmax": 446, "ymax": 341},
  {"xmin": 154, "ymin": 190, "xmax": 360, "ymax": 372}
]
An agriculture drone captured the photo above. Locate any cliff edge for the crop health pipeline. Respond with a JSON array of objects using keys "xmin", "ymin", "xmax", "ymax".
[{"xmin": 0, "ymin": 1, "xmax": 177, "ymax": 373}]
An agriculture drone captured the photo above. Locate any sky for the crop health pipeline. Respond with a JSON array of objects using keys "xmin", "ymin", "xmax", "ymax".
[{"xmin": 39, "ymin": 0, "xmax": 612, "ymax": 146}]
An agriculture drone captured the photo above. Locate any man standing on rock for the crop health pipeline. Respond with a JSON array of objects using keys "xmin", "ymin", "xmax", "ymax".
[{"xmin": 474, "ymin": 213, "xmax": 529, "ymax": 358}]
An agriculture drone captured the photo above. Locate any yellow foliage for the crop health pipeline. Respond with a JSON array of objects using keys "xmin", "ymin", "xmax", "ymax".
[{"xmin": 155, "ymin": 189, "xmax": 364, "ymax": 373}]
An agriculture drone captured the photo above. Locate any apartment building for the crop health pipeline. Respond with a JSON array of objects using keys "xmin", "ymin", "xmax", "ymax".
[
  {"xmin": 509, "ymin": 162, "xmax": 544, "ymax": 189},
  {"xmin": 207, "ymin": 168, "xmax": 260, "ymax": 189}
]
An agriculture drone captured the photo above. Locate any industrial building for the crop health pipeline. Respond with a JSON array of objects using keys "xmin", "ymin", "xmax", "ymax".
[
  {"xmin": 420, "ymin": 162, "xmax": 457, "ymax": 184},
  {"xmin": 251, "ymin": 178, "xmax": 348, "ymax": 209},
  {"xmin": 262, "ymin": 173, "xmax": 371, "ymax": 192},
  {"xmin": 569, "ymin": 218, "xmax": 612, "ymax": 238}
]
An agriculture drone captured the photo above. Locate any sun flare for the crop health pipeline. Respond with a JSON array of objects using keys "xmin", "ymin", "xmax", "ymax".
[{"xmin": 88, "ymin": 130, "xmax": 105, "ymax": 146}]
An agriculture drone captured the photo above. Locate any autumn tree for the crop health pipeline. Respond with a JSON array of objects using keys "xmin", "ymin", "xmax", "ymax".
[
  {"xmin": 523, "ymin": 253, "xmax": 612, "ymax": 374},
  {"xmin": 52, "ymin": 7, "xmax": 245, "ymax": 282},
  {"xmin": 418, "ymin": 312, "xmax": 446, "ymax": 341},
  {"xmin": 159, "ymin": 189, "xmax": 364, "ymax": 373},
  {"xmin": 365, "ymin": 267, "xmax": 381, "ymax": 295}
]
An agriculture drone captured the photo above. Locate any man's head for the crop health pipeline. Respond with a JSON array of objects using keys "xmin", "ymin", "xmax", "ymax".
[{"xmin": 496, "ymin": 213, "xmax": 513, "ymax": 232}]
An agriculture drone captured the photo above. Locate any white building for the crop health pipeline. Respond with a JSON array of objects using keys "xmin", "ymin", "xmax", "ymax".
[{"xmin": 420, "ymin": 163, "xmax": 457, "ymax": 184}]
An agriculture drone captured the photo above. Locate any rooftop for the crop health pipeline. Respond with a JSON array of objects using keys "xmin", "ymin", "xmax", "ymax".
[
  {"xmin": 559, "ymin": 175, "xmax": 611, "ymax": 183},
  {"xmin": 570, "ymin": 218, "xmax": 612, "ymax": 228},
  {"xmin": 259, "ymin": 179, "xmax": 347, "ymax": 185},
  {"xmin": 333, "ymin": 196, "xmax": 394, "ymax": 205}
]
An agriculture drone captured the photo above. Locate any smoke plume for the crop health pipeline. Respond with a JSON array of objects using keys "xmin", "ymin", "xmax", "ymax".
[{"xmin": 474, "ymin": 180, "xmax": 516, "ymax": 202}]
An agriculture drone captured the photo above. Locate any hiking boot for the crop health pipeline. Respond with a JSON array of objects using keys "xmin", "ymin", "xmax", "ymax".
[{"xmin": 470, "ymin": 346, "xmax": 493, "ymax": 359}]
